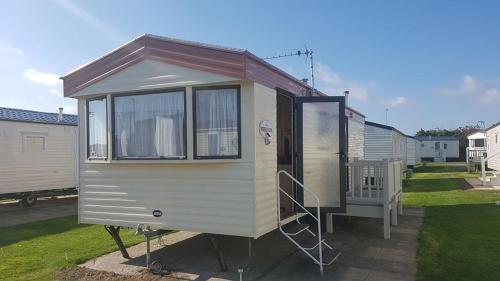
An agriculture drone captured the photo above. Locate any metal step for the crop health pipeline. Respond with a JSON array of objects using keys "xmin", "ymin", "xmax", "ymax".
[
  {"xmin": 281, "ymin": 222, "xmax": 310, "ymax": 236},
  {"xmin": 307, "ymin": 247, "xmax": 341, "ymax": 266}
]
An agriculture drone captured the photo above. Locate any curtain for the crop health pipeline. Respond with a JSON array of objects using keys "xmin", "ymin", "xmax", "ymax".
[
  {"xmin": 195, "ymin": 88, "xmax": 238, "ymax": 157},
  {"xmin": 88, "ymin": 98, "xmax": 107, "ymax": 158},
  {"xmin": 114, "ymin": 91, "xmax": 185, "ymax": 158}
]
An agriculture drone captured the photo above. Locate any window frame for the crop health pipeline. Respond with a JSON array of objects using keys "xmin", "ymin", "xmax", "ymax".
[
  {"xmin": 86, "ymin": 96, "xmax": 108, "ymax": 160},
  {"xmin": 192, "ymin": 85, "xmax": 242, "ymax": 160},
  {"xmin": 111, "ymin": 88, "xmax": 188, "ymax": 161},
  {"xmin": 22, "ymin": 132, "xmax": 48, "ymax": 153}
]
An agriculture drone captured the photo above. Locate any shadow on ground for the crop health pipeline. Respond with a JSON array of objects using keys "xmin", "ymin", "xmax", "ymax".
[{"xmin": 80, "ymin": 207, "xmax": 423, "ymax": 281}]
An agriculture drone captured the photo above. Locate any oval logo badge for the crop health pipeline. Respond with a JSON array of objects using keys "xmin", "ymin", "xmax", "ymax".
[{"xmin": 152, "ymin": 210, "xmax": 163, "ymax": 217}]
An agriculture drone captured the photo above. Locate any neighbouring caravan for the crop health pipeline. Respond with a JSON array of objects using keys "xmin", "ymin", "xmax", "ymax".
[
  {"xmin": 406, "ymin": 136, "xmax": 421, "ymax": 168},
  {"xmin": 0, "ymin": 107, "xmax": 77, "ymax": 206},
  {"xmin": 61, "ymin": 34, "xmax": 355, "ymax": 273},
  {"xmin": 346, "ymin": 107, "xmax": 365, "ymax": 161},
  {"xmin": 486, "ymin": 122, "xmax": 500, "ymax": 171},
  {"xmin": 466, "ymin": 131, "xmax": 487, "ymax": 171},
  {"xmin": 364, "ymin": 121, "xmax": 408, "ymax": 166},
  {"xmin": 415, "ymin": 136, "xmax": 460, "ymax": 162}
]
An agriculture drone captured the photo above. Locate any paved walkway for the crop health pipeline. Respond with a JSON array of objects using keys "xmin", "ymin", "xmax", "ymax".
[
  {"xmin": 0, "ymin": 196, "xmax": 77, "ymax": 228},
  {"xmin": 81, "ymin": 207, "xmax": 424, "ymax": 281}
]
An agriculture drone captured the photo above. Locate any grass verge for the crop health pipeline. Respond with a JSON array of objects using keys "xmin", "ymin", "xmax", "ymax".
[
  {"xmin": 0, "ymin": 216, "xmax": 143, "ymax": 281},
  {"xmin": 405, "ymin": 164, "xmax": 500, "ymax": 281}
]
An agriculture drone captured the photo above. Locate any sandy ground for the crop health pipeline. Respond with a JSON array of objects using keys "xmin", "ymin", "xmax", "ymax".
[
  {"xmin": 65, "ymin": 207, "xmax": 423, "ymax": 281},
  {"xmin": 0, "ymin": 196, "xmax": 77, "ymax": 227}
]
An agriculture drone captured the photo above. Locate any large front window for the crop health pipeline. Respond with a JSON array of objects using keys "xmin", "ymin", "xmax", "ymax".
[
  {"xmin": 87, "ymin": 97, "xmax": 108, "ymax": 159},
  {"xmin": 113, "ymin": 90, "xmax": 186, "ymax": 159},
  {"xmin": 193, "ymin": 86, "xmax": 241, "ymax": 159}
]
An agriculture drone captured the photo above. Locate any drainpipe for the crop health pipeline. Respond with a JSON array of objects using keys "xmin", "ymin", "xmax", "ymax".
[{"xmin": 58, "ymin": 107, "xmax": 64, "ymax": 122}]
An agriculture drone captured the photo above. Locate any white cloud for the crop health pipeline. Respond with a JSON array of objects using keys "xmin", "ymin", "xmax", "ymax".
[
  {"xmin": 385, "ymin": 96, "xmax": 409, "ymax": 108},
  {"xmin": 61, "ymin": 104, "xmax": 77, "ymax": 114},
  {"xmin": 480, "ymin": 89, "xmax": 500, "ymax": 104},
  {"xmin": 315, "ymin": 63, "xmax": 371, "ymax": 101},
  {"xmin": 23, "ymin": 68, "xmax": 61, "ymax": 86},
  {"xmin": 5, "ymin": 46, "xmax": 23, "ymax": 56},
  {"xmin": 52, "ymin": 0, "xmax": 123, "ymax": 42},
  {"xmin": 49, "ymin": 89, "xmax": 61, "ymax": 96},
  {"xmin": 462, "ymin": 74, "xmax": 477, "ymax": 92},
  {"xmin": 435, "ymin": 74, "xmax": 500, "ymax": 105}
]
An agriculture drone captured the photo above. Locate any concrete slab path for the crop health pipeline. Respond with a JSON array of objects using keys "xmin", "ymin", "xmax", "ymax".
[{"xmin": 81, "ymin": 207, "xmax": 424, "ymax": 281}]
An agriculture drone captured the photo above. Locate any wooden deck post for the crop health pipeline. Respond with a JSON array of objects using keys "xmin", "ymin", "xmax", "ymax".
[
  {"xmin": 391, "ymin": 201, "xmax": 398, "ymax": 226},
  {"xmin": 383, "ymin": 160, "xmax": 390, "ymax": 239},
  {"xmin": 398, "ymin": 193, "xmax": 403, "ymax": 215}
]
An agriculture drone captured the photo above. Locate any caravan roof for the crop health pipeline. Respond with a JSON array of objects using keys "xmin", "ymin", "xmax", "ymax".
[{"xmin": 0, "ymin": 107, "xmax": 77, "ymax": 126}]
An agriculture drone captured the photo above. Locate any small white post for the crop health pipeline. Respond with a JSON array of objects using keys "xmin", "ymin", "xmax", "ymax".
[
  {"xmin": 481, "ymin": 156, "xmax": 486, "ymax": 186},
  {"xmin": 383, "ymin": 160, "xmax": 390, "ymax": 239},
  {"xmin": 466, "ymin": 147, "xmax": 470, "ymax": 173}
]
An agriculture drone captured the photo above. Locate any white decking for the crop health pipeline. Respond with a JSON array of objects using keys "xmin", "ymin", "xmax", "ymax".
[{"xmin": 333, "ymin": 160, "xmax": 403, "ymax": 239}]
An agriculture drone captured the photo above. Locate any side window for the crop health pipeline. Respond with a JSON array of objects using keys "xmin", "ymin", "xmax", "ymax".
[
  {"xmin": 444, "ymin": 143, "xmax": 448, "ymax": 149},
  {"xmin": 193, "ymin": 86, "xmax": 241, "ymax": 159},
  {"xmin": 87, "ymin": 97, "xmax": 108, "ymax": 159}
]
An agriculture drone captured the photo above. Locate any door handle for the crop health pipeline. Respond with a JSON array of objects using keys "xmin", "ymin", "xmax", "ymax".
[{"xmin": 336, "ymin": 151, "xmax": 346, "ymax": 159}]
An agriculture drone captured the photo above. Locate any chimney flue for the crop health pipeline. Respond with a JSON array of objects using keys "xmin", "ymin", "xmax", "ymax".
[
  {"xmin": 58, "ymin": 107, "xmax": 64, "ymax": 122},
  {"xmin": 344, "ymin": 90, "xmax": 349, "ymax": 106}
]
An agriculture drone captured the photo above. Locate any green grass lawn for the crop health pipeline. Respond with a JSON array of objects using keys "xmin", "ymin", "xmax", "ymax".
[
  {"xmin": 0, "ymin": 216, "xmax": 143, "ymax": 281},
  {"xmin": 405, "ymin": 164, "xmax": 500, "ymax": 281}
]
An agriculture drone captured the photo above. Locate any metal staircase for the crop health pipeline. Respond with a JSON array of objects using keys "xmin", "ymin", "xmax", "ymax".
[{"xmin": 277, "ymin": 170, "xmax": 341, "ymax": 275}]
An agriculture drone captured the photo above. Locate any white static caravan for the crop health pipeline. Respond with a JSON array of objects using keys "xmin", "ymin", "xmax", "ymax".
[
  {"xmin": 406, "ymin": 136, "xmax": 421, "ymax": 168},
  {"xmin": 61, "ymin": 34, "xmax": 350, "ymax": 272},
  {"xmin": 0, "ymin": 107, "xmax": 77, "ymax": 206},
  {"xmin": 364, "ymin": 121, "xmax": 407, "ymax": 166},
  {"xmin": 415, "ymin": 136, "xmax": 460, "ymax": 162},
  {"xmin": 486, "ymin": 122, "xmax": 500, "ymax": 171},
  {"xmin": 346, "ymin": 107, "xmax": 365, "ymax": 161}
]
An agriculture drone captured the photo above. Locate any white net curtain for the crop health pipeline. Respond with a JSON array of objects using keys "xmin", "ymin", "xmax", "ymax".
[
  {"xmin": 114, "ymin": 91, "xmax": 185, "ymax": 159},
  {"xmin": 195, "ymin": 88, "xmax": 239, "ymax": 157}
]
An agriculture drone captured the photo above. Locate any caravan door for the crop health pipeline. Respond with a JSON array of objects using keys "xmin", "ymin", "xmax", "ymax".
[{"xmin": 296, "ymin": 96, "xmax": 346, "ymax": 213}]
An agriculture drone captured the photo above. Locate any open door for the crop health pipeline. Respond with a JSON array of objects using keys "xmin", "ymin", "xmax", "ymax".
[{"xmin": 296, "ymin": 96, "xmax": 346, "ymax": 213}]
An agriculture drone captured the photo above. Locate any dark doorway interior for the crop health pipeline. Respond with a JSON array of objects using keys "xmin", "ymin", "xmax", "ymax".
[{"xmin": 276, "ymin": 92, "xmax": 295, "ymax": 219}]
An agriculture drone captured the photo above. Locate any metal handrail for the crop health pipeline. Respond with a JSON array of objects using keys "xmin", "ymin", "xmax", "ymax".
[{"xmin": 276, "ymin": 169, "xmax": 324, "ymax": 275}]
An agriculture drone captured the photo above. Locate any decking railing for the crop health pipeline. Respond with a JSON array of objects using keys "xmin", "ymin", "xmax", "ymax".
[
  {"xmin": 466, "ymin": 147, "xmax": 487, "ymax": 162},
  {"xmin": 346, "ymin": 160, "xmax": 403, "ymax": 205},
  {"xmin": 346, "ymin": 159, "xmax": 403, "ymax": 239}
]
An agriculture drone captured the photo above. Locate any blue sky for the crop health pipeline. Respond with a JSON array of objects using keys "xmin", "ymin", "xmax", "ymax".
[{"xmin": 1, "ymin": 0, "xmax": 499, "ymax": 134}]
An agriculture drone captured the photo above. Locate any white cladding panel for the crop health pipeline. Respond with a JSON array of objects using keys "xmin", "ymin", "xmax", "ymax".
[
  {"xmin": 406, "ymin": 138, "xmax": 421, "ymax": 166},
  {"xmin": 406, "ymin": 137, "xmax": 420, "ymax": 165},
  {"xmin": 0, "ymin": 121, "xmax": 77, "ymax": 194},
  {"xmin": 486, "ymin": 124, "xmax": 500, "ymax": 171},
  {"xmin": 364, "ymin": 124, "xmax": 407, "ymax": 166},
  {"xmin": 253, "ymin": 83, "xmax": 278, "ymax": 238},
  {"xmin": 71, "ymin": 59, "xmax": 238, "ymax": 97},
  {"xmin": 392, "ymin": 131, "xmax": 407, "ymax": 167},
  {"xmin": 364, "ymin": 125, "xmax": 393, "ymax": 161},
  {"xmin": 348, "ymin": 117, "xmax": 365, "ymax": 160},
  {"xmin": 78, "ymin": 78, "xmax": 258, "ymax": 237}
]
